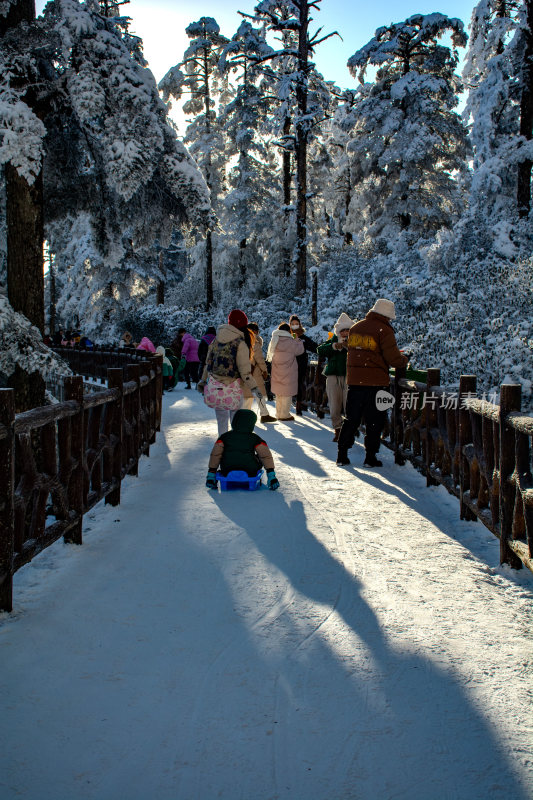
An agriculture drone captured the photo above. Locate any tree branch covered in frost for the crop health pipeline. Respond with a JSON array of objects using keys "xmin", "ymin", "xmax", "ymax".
[
  {"xmin": 0, "ymin": 296, "xmax": 71, "ymax": 381},
  {"xmin": 0, "ymin": 91, "xmax": 46, "ymax": 183},
  {"xmin": 0, "ymin": 0, "xmax": 16, "ymax": 18}
]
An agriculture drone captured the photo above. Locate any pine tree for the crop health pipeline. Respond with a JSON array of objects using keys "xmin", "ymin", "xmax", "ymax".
[
  {"xmin": 345, "ymin": 14, "xmax": 469, "ymax": 247},
  {"xmin": 218, "ymin": 20, "xmax": 280, "ymax": 295},
  {"xmin": 246, "ymin": 1, "xmax": 337, "ymax": 294},
  {"xmin": 160, "ymin": 17, "xmax": 228, "ymax": 310},
  {"xmin": 463, "ymin": 0, "xmax": 533, "ymax": 220}
]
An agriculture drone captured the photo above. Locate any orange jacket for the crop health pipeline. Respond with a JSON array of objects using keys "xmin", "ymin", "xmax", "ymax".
[{"xmin": 346, "ymin": 312, "xmax": 408, "ymax": 386}]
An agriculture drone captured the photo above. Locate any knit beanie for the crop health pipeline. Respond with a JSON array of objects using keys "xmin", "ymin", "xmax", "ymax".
[{"xmin": 228, "ymin": 309, "xmax": 248, "ymax": 328}]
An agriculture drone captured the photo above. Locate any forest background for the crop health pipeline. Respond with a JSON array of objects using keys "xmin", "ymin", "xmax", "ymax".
[{"xmin": 1, "ymin": 0, "xmax": 532, "ymax": 410}]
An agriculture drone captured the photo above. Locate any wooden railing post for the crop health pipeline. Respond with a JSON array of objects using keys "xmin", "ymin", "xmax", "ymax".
[
  {"xmin": 153, "ymin": 354, "xmax": 163, "ymax": 432},
  {"xmin": 64, "ymin": 375, "xmax": 84, "ymax": 545},
  {"xmin": 458, "ymin": 375, "xmax": 477, "ymax": 521},
  {"xmin": 392, "ymin": 365, "xmax": 406, "ymax": 464},
  {"xmin": 499, "ymin": 384, "xmax": 522, "ymax": 568},
  {"xmin": 139, "ymin": 360, "xmax": 152, "ymax": 452},
  {"xmin": 426, "ymin": 368, "xmax": 441, "ymax": 486},
  {"xmin": 127, "ymin": 363, "xmax": 141, "ymax": 477},
  {"xmin": 105, "ymin": 368, "xmax": 124, "ymax": 507},
  {"xmin": 0, "ymin": 389, "xmax": 15, "ymax": 612}
]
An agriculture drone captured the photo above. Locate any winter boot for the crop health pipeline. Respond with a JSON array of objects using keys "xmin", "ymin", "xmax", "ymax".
[
  {"xmin": 261, "ymin": 415, "xmax": 277, "ymax": 423},
  {"xmin": 296, "ymin": 400, "xmax": 303, "ymax": 416},
  {"xmin": 364, "ymin": 453, "xmax": 383, "ymax": 468},
  {"xmin": 336, "ymin": 449, "xmax": 350, "ymax": 467},
  {"xmin": 333, "ymin": 428, "xmax": 341, "ymax": 442}
]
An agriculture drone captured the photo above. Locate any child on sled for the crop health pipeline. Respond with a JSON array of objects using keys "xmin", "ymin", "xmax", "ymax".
[{"xmin": 206, "ymin": 409, "xmax": 280, "ymax": 490}]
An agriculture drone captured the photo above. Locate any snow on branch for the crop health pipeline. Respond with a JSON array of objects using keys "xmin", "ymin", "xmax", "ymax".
[
  {"xmin": 0, "ymin": 296, "xmax": 71, "ymax": 382},
  {"xmin": 0, "ymin": 91, "xmax": 46, "ymax": 184}
]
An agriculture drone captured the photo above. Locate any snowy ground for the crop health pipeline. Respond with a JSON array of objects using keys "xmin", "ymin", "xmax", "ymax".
[{"xmin": 1, "ymin": 390, "xmax": 532, "ymax": 800}]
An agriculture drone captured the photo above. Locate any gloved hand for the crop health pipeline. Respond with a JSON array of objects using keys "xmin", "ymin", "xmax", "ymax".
[
  {"xmin": 266, "ymin": 470, "xmax": 280, "ymax": 491},
  {"xmin": 206, "ymin": 471, "xmax": 217, "ymax": 489},
  {"xmin": 262, "ymin": 370, "xmax": 269, "ymax": 380},
  {"xmin": 252, "ymin": 387, "xmax": 264, "ymax": 401},
  {"xmin": 197, "ymin": 382, "xmax": 205, "ymax": 394}
]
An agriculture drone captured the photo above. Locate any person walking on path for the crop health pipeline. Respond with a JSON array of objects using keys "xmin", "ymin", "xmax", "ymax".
[
  {"xmin": 198, "ymin": 309, "xmax": 263, "ymax": 435},
  {"xmin": 267, "ymin": 323, "xmax": 305, "ymax": 421},
  {"xmin": 317, "ymin": 312, "xmax": 354, "ymax": 442},
  {"xmin": 180, "ymin": 331, "xmax": 201, "ymax": 389},
  {"xmin": 156, "ymin": 346, "xmax": 175, "ymax": 391},
  {"xmin": 243, "ymin": 322, "xmax": 276, "ymax": 423},
  {"xmin": 289, "ymin": 314, "xmax": 317, "ymax": 416},
  {"xmin": 170, "ymin": 328, "xmax": 186, "ymax": 359},
  {"xmin": 205, "ymin": 409, "xmax": 280, "ymax": 490},
  {"xmin": 336, "ymin": 299, "xmax": 408, "ymax": 468}
]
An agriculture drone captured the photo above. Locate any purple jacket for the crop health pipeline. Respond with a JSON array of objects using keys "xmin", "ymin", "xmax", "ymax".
[{"xmin": 180, "ymin": 332, "xmax": 200, "ymax": 362}]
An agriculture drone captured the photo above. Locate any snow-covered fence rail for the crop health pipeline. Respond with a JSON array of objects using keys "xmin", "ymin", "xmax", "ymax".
[
  {"xmin": 387, "ymin": 368, "xmax": 533, "ymax": 572},
  {"xmin": 0, "ymin": 356, "xmax": 163, "ymax": 612},
  {"xmin": 52, "ymin": 346, "xmax": 152, "ymax": 384}
]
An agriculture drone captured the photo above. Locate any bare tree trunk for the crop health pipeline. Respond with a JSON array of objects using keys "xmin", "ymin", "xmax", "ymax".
[
  {"xmin": 49, "ymin": 254, "xmax": 56, "ymax": 334},
  {"xmin": 2, "ymin": 1, "xmax": 45, "ymax": 412},
  {"xmin": 202, "ymin": 43, "xmax": 215, "ymax": 311},
  {"xmin": 282, "ymin": 116, "xmax": 292, "ymax": 278},
  {"xmin": 294, "ymin": 1, "xmax": 309, "ymax": 295},
  {"xmin": 157, "ymin": 250, "xmax": 164, "ymax": 304},
  {"xmin": 5, "ymin": 165, "xmax": 44, "ymax": 333},
  {"xmin": 344, "ymin": 186, "xmax": 353, "ymax": 245},
  {"xmin": 517, "ymin": 0, "xmax": 533, "ymax": 217},
  {"xmin": 205, "ymin": 230, "xmax": 213, "ymax": 310},
  {"xmin": 238, "ymin": 237, "xmax": 247, "ymax": 288}
]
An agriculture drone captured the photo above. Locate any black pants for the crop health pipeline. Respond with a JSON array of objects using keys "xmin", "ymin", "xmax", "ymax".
[
  {"xmin": 338, "ymin": 386, "xmax": 387, "ymax": 455},
  {"xmin": 183, "ymin": 361, "xmax": 199, "ymax": 386}
]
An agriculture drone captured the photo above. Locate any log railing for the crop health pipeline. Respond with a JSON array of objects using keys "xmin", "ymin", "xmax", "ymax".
[
  {"xmin": 0, "ymin": 355, "xmax": 163, "ymax": 611},
  {"xmin": 304, "ymin": 361, "xmax": 533, "ymax": 572}
]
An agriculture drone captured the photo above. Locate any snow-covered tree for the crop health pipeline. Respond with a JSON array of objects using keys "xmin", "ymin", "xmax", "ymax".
[
  {"xmin": 345, "ymin": 14, "xmax": 469, "ymax": 248},
  {"xmin": 160, "ymin": 17, "xmax": 229, "ymax": 310},
  {"xmin": 245, "ymin": 1, "xmax": 338, "ymax": 294},
  {"xmin": 217, "ymin": 20, "xmax": 281, "ymax": 295},
  {"xmin": 462, "ymin": 0, "xmax": 533, "ymax": 222}
]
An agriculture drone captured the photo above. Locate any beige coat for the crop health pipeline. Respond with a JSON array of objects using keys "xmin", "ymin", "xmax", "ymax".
[
  {"xmin": 243, "ymin": 334, "xmax": 268, "ymax": 399},
  {"xmin": 268, "ymin": 330, "xmax": 304, "ymax": 397},
  {"xmin": 200, "ymin": 324, "xmax": 258, "ymax": 392}
]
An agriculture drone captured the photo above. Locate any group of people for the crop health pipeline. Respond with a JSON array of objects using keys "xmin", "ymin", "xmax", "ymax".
[
  {"xmin": 201, "ymin": 299, "xmax": 408, "ymax": 487},
  {"xmin": 43, "ymin": 329, "xmax": 94, "ymax": 349},
  {"xmin": 116, "ymin": 299, "xmax": 407, "ymax": 490}
]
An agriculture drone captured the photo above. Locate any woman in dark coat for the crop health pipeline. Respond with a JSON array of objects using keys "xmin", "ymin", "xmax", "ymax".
[{"xmin": 289, "ymin": 314, "xmax": 317, "ymax": 415}]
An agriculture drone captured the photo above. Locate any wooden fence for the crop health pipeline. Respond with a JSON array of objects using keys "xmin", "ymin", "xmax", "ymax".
[
  {"xmin": 304, "ymin": 362, "xmax": 533, "ymax": 573},
  {"xmin": 0, "ymin": 354, "xmax": 163, "ymax": 612}
]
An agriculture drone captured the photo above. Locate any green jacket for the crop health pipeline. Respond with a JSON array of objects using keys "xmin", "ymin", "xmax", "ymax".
[
  {"xmin": 316, "ymin": 335, "xmax": 347, "ymax": 377},
  {"xmin": 213, "ymin": 409, "xmax": 271, "ymax": 476}
]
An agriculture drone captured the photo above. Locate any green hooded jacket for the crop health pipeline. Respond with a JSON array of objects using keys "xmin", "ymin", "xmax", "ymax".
[
  {"xmin": 316, "ymin": 335, "xmax": 347, "ymax": 377},
  {"xmin": 218, "ymin": 409, "xmax": 265, "ymax": 475}
]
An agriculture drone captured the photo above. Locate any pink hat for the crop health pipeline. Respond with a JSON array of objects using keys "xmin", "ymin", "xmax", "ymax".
[{"xmin": 228, "ymin": 309, "xmax": 248, "ymax": 328}]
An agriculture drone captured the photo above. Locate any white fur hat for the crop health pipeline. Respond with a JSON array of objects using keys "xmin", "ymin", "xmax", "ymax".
[
  {"xmin": 334, "ymin": 312, "xmax": 354, "ymax": 337},
  {"xmin": 370, "ymin": 299, "xmax": 396, "ymax": 320}
]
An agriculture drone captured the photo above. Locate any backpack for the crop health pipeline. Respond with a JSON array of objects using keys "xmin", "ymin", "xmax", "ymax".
[{"xmin": 207, "ymin": 339, "xmax": 240, "ymax": 379}]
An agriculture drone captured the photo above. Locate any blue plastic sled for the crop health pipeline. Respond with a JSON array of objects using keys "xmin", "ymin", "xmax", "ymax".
[{"xmin": 216, "ymin": 469, "xmax": 263, "ymax": 491}]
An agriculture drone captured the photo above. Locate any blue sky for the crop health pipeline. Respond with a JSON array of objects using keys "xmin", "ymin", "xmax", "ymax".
[{"xmin": 36, "ymin": 0, "xmax": 477, "ymax": 87}]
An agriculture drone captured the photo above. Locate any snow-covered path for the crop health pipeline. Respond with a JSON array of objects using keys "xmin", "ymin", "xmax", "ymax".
[{"xmin": 1, "ymin": 391, "xmax": 532, "ymax": 800}]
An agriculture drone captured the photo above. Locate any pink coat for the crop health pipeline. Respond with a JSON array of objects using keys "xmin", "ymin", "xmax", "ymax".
[
  {"xmin": 180, "ymin": 333, "xmax": 200, "ymax": 362},
  {"xmin": 137, "ymin": 337, "xmax": 156, "ymax": 353},
  {"xmin": 269, "ymin": 332, "xmax": 304, "ymax": 397}
]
